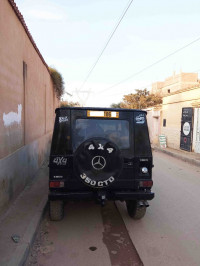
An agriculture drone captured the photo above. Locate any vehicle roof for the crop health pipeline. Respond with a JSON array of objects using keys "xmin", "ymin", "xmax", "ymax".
[{"xmin": 56, "ymin": 106, "xmax": 147, "ymax": 114}]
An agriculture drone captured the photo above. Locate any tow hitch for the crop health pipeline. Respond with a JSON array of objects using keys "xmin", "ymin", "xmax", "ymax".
[{"xmin": 97, "ymin": 191, "xmax": 107, "ymax": 206}]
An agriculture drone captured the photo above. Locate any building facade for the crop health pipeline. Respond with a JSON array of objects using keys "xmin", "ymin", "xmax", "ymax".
[
  {"xmin": 0, "ymin": 0, "xmax": 59, "ymax": 213},
  {"xmin": 148, "ymin": 72, "xmax": 200, "ymax": 153},
  {"xmin": 152, "ymin": 72, "xmax": 199, "ymax": 96}
]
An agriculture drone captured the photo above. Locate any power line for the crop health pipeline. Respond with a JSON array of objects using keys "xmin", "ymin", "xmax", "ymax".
[
  {"xmin": 79, "ymin": 0, "xmax": 134, "ymax": 91},
  {"xmin": 105, "ymin": 82, "xmax": 152, "ymax": 97},
  {"xmin": 97, "ymin": 35, "xmax": 200, "ymax": 94},
  {"xmin": 104, "ymin": 65, "xmax": 200, "ymax": 98}
]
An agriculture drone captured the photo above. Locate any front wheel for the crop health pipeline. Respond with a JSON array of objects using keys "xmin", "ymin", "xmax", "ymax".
[
  {"xmin": 49, "ymin": 200, "xmax": 64, "ymax": 221},
  {"xmin": 126, "ymin": 200, "xmax": 146, "ymax": 220}
]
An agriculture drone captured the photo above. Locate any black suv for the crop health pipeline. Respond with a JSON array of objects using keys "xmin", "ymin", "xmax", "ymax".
[{"xmin": 49, "ymin": 107, "xmax": 154, "ymax": 220}]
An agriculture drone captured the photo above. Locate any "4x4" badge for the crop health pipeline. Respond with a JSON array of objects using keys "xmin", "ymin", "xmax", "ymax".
[
  {"xmin": 88, "ymin": 143, "xmax": 114, "ymax": 154},
  {"xmin": 53, "ymin": 157, "xmax": 67, "ymax": 166}
]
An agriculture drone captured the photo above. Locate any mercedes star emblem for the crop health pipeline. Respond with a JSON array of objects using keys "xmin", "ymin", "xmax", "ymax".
[{"xmin": 92, "ymin": 156, "xmax": 106, "ymax": 170}]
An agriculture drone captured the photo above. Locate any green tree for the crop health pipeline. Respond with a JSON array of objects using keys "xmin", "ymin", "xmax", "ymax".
[{"xmin": 120, "ymin": 88, "xmax": 162, "ymax": 109}]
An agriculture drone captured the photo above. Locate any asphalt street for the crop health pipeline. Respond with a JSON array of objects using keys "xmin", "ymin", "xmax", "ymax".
[
  {"xmin": 118, "ymin": 150, "xmax": 200, "ymax": 266},
  {"xmin": 26, "ymin": 151, "xmax": 200, "ymax": 266}
]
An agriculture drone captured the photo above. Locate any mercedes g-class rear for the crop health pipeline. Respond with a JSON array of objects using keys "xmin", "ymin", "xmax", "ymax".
[{"xmin": 49, "ymin": 107, "xmax": 154, "ymax": 220}]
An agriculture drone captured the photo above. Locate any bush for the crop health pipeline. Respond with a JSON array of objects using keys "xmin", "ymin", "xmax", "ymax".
[
  {"xmin": 60, "ymin": 101, "xmax": 80, "ymax": 107},
  {"xmin": 110, "ymin": 103, "xmax": 121, "ymax": 108},
  {"xmin": 49, "ymin": 67, "xmax": 64, "ymax": 99}
]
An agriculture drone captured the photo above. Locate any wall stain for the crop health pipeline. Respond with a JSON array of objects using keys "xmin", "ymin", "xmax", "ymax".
[{"xmin": 3, "ymin": 104, "xmax": 22, "ymax": 127}]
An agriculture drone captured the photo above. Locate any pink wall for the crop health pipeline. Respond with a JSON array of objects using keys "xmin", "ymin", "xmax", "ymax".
[
  {"xmin": 0, "ymin": 0, "xmax": 60, "ymax": 212},
  {"xmin": 0, "ymin": 0, "xmax": 59, "ymax": 159}
]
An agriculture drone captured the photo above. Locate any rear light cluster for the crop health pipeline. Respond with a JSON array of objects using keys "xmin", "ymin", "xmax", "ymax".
[
  {"xmin": 49, "ymin": 181, "xmax": 64, "ymax": 188},
  {"xmin": 139, "ymin": 180, "xmax": 153, "ymax": 188}
]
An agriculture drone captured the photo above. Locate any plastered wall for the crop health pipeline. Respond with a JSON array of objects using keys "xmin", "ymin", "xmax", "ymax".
[
  {"xmin": 146, "ymin": 110, "xmax": 161, "ymax": 145},
  {"xmin": 0, "ymin": 0, "xmax": 59, "ymax": 212},
  {"xmin": 161, "ymin": 87, "xmax": 200, "ymax": 149},
  {"xmin": 152, "ymin": 72, "xmax": 199, "ymax": 96}
]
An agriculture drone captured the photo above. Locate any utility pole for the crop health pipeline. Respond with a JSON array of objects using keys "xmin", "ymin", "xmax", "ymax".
[{"xmin": 75, "ymin": 88, "xmax": 92, "ymax": 107}]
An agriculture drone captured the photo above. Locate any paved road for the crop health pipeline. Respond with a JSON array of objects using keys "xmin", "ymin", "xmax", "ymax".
[
  {"xmin": 26, "ymin": 151, "xmax": 200, "ymax": 266},
  {"xmin": 117, "ymin": 151, "xmax": 200, "ymax": 266}
]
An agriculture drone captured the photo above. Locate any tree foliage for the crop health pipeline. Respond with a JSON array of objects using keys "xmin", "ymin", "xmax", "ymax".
[
  {"xmin": 49, "ymin": 67, "xmax": 65, "ymax": 99},
  {"xmin": 110, "ymin": 102, "xmax": 121, "ymax": 108},
  {"xmin": 120, "ymin": 88, "xmax": 162, "ymax": 109},
  {"xmin": 60, "ymin": 101, "xmax": 80, "ymax": 107}
]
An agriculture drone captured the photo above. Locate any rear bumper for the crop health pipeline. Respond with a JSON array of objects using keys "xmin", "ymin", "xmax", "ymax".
[{"xmin": 49, "ymin": 190, "xmax": 154, "ymax": 201}]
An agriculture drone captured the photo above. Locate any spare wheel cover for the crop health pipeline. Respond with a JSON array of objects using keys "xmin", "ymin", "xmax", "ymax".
[{"xmin": 74, "ymin": 137, "xmax": 123, "ymax": 188}]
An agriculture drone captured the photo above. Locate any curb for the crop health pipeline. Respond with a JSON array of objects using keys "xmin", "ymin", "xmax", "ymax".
[
  {"xmin": 8, "ymin": 196, "xmax": 48, "ymax": 266},
  {"xmin": 153, "ymin": 146, "xmax": 200, "ymax": 168}
]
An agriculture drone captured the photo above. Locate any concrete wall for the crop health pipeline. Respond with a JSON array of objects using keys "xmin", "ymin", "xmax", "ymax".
[
  {"xmin": 161, "ymin": 87, "xmax": 200, "ymax": 150},
  {"xmin": 152, "ymin": 72, "xmax": 200, "ymax": 96},
  {"xmin": 146, "ymin": 109, "xmax": 161, "ymax": 145},
  {"xmin": 0, "ymin": 0, "xmax": 59, "ymax": 213},
  {"xmin": 0, "ymin": 133, "xmax": 52, "ymax": 213},
  {"xmin": 151, "ymin": 72, "xmax": 200, "ymax": 150},
  {"xmin": 193, "ymin": 108, "xmax": 200, "ymax": 154}
]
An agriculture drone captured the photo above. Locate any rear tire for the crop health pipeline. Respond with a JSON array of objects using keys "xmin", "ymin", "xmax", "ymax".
[
  {"xmin": 126, "ymin": 200, "xmax": 146, "ymax": 220},
  {"xmin": 49, "ymin": 200, "xmax": 64, "ymax": 221}
]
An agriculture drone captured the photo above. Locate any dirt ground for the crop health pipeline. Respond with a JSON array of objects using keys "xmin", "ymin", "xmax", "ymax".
[{"xmin": 26, "ymin": 201, "xmax": 142, "ymax": 266}]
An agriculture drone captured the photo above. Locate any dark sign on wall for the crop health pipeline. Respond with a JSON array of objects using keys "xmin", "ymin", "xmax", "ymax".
[{"xmin": 180, "ymin": 107, "xmax": 193, "ymax": 152}]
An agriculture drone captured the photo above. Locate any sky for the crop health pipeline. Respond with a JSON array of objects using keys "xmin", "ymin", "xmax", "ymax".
[{"xmin": 15, "ymin": 0, "xmax": 200, "ymax": 107}]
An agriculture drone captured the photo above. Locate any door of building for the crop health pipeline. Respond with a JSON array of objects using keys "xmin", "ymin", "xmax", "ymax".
[
  {"xmin": 193, "ymin": 108, "xmax": 200, "ymax": 153},
  {"xmin": 180, "ymin": 107, "xmax": 193, "ymax": 152}
]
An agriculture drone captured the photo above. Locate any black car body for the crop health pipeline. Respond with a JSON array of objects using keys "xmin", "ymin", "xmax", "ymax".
[{"xmin": 49, "ymin": 107, "xmax": 154, "ymax": 220}]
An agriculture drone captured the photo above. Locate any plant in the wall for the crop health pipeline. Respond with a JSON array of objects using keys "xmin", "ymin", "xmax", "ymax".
[{"xmin": 49, "ymin": 67, "xmax": 65, "ymax": 99}]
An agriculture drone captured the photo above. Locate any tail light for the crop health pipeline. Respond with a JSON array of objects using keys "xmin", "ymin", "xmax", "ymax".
[
  {"xmin": 139, "ymin": 180, "xmax": 153, "ymax": 188},
  {"xmin": 49, "ymin": 181, "xmax": 64, "ymax": 188}
]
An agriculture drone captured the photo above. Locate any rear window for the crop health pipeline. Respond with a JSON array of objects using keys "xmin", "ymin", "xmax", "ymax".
[{"xmin": 73, "ymin": 119, "xmax": 130, "ymax": 150}]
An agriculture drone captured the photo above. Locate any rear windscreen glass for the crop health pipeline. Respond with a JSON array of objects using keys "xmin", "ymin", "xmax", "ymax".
[{"xmin": 73, "ymin": 119, "xmax": 130, "ymax": 150}]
